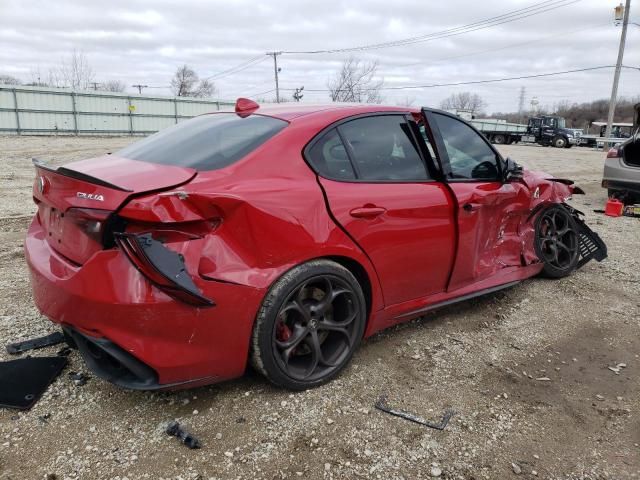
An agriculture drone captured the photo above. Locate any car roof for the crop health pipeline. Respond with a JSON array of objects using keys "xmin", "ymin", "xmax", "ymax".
[{"xmin": 220, "ymin": 102, "xmax": 420, "ymax": 121}]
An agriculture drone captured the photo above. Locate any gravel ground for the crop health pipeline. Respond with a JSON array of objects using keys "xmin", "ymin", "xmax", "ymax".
[{"xmin": 0, "ymin": 136, "xmax": 638, "ymax": 480}]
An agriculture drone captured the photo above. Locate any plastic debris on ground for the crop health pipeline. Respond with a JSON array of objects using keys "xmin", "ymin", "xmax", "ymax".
[{"xmin": 0, "ymin": 356, "xmax": 67, "ymax": 410}]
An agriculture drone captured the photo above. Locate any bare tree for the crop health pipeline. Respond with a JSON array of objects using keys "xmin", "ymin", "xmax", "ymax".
[
  {"xmin": 26, "ymin": 67, "xmax": 48, "ymax": 86},
  {"xmin": 101, "ymin": 80, "xmax": 127, "ymax": 92},
  {"xmin": 327, "ymin": 57, "xmax": 384, "ymax": 104},
  {"xmin": 0, "ymin": 75, "xmax": 21, "ymax": 85},
  {"xmin": 193, "ymin": 78, "xmax": 215, "ymax": 98},
  {"xmin": 440, "ymin": 92, "xmax": 486, "ymax": 114},
  {"xmin": 171, "ymin": 65, "xmax": 216, "ymax": 98},
  {"xmin": 54, "ymin": 50, "xmax": 95, "ymax": 90}
]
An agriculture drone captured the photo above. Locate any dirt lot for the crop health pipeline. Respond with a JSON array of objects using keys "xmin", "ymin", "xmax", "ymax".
[{"xmin": 0, "ymin": 136, "xmax": 638, "ymax": 480}]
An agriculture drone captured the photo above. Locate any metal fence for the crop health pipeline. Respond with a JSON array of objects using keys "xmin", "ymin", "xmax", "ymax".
[{"xmin": 0, "ymin": 85, "xmax": 235, "ymax": 135}]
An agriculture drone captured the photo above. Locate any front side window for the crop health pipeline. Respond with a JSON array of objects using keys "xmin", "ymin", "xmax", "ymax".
[
  {"xmin": 432, "ymin": 113, "xmax": 499, "ymax": 180},
  {"xmin": 117, "ymin": 113, "xmax": 288, "ymax": 170},
  {"xmin": 337, "ymin": 115, "xmax": 429, "ymax": 181}
]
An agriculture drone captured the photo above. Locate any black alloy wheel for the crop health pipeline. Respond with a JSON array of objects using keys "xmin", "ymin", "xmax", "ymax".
[
  {"xmin": 251, "ymin": 260, "xmax": 366, "ymax": 390},
  {"xmin": 535, "ymin": 205, "xmax": 579, "ymax": 278}
]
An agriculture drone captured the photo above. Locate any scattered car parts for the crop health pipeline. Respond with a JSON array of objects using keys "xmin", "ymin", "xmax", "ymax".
[
  {"xmin": 165, "ymin": 421, "xmax": 202, "ymax": 449},
  {"xmin": 0, "ymin": 356, "xmax": 67, "ymax": 410},
  {"xmin": 375, "ymin": 394, "xmax": 455, "ymax": 430},
  {"xmin": 6, "ymin": 331, "xmax": 65, "ymax": 355}
]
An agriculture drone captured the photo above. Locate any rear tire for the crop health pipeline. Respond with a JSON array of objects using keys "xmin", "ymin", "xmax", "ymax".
[
  {"xmin": 535, "ymin": 205, "xmax": 580, "ymax": 278},
  {"xmin": 250, "ymin": 260, "xmax": 366, "ymax": 390},
  {"xmin": 494, "ymin": 134, "xmax": 506, "ymax": 145}
]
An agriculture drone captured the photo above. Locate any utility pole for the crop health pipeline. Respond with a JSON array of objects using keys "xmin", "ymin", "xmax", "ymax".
[
  {"xmin": 605, "ymin": 0, "xmax": 631, "ymax": 148},
  {"xmin": 132, "ymin": 84, "xmax": 148, "ymax": 95},
  {"xmin": 266, "ymin": 51, "xmax": 282, "ymax": 103}
]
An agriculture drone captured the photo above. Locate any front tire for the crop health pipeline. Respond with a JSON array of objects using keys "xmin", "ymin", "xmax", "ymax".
[
  {"xmin": 493, "ymin": 134, "xmax": 506, "ymax": 145},
  {"xmin": 535, "ymin": 205, "xmax": 580, "ymax": 278},
  {"xmin": 553, "ymin": 136, "xmax": 567, "ymax": 148},
  {"xmin": 250, "ymin": 260, "xmax": 366, "ymax": 390}
]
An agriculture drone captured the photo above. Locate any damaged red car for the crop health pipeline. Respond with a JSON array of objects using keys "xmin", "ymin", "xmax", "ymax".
[{"xmin": 25, "ymin": 100, "xmax": 607, "ymax": 390}]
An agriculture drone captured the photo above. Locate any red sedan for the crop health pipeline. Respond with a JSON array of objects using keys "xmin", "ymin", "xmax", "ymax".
[{"xmin": 25, "ymin": 99, "xmax": 606, "ymax": 390}]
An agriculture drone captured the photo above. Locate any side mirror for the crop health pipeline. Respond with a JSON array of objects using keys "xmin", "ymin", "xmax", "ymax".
[{"xmin": 503, "ymin": 157, "xmax": 524, "ymax": 182}]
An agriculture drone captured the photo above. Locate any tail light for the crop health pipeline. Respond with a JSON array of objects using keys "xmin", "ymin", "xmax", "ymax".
[
  {"xmin": 114, "ymin": 232, "xmax": 214, "ymax": 307},
  {"xmin": 66, "ymin": 208, "xmax": 112, "ymax": 244},
  {"xmin": 607, "ymin": 147, "xmax": 621, "ymax": 159}
]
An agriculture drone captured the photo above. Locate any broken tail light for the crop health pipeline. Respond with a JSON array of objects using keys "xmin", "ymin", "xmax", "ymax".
[
  {"xmin": 607, "ymin": 147, "xmax": 621, "ymax": 159},
  {"xmin": 114, "ymin": 232, "xmax": 214, "ymax": 307}
]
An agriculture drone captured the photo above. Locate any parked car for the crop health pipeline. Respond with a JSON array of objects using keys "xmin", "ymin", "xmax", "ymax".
[
  {"xmin": 25, "ymin": 100, "xmax": 607, "ymax": 391},
  {"xmin": 602, "ymin": 103, "xmax": 640, "ymax": 201},
  {"xmin": 579, "ymin": 121, "xmax": 634, "ymax": 148}
]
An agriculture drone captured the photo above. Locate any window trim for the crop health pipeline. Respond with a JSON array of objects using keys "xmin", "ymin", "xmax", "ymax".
[
  {"xmin": 302, "ymin": 112, "xmax": 438, "ymax": 184},
  {"xmin": 422, "ymin": 108, "xmax": 505, "ymax": 183}
]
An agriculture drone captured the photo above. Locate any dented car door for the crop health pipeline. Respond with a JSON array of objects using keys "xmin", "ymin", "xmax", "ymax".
[{"xmin": 422, "ymin": 109, "xmax": 531, "ymax": 291}]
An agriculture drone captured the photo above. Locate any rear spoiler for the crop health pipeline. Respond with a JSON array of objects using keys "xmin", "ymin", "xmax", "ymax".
[{"xmin": 32, "ymin": 158, "xmax": 133, "ymax": 192}]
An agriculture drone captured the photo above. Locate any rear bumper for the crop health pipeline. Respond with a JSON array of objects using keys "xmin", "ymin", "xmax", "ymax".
[
  {"xmin": 602, "ymin": 157, "xmax": 640, "ymax": 195},
  {"xmin": 24, "ymin": 216, "xmax": 265, "ymax": 389}
]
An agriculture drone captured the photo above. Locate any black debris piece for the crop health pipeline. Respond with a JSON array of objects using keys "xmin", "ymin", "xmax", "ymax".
[
  {"xmin": 57, "ymin": 347, "xmax": 72, "ymax": 357},
  {"xmin": 166, "ymin": 421, "xmax": 201, "ymax": 449},
  {"xmin": 0, "ymin": 356, "xmax": 67, "ymax": 410},
  {"xmin": 6, "ymin": 331, "xmax": 65, "ymax": 355},
  {"xmin": 68, "ymin": 372, "xmax": 89, "ymax": 386},
  {"xmin": 375, "ymin": 394, "xmax": 455, "ymax": 430}
]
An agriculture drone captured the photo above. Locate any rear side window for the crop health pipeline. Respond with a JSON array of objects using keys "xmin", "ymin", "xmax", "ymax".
[
  {"xmin": 337, "ymin": 115, "xmax": 429, "ymax": 181},
  {"xmin": 306, "ymin": 129, "xmax": 356, "ymax": 180},
  {"xmin": 116, "ymin": 113, "xmax": 287, "ymax": 170}
]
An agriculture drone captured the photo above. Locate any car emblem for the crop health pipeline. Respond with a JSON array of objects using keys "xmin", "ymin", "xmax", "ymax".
[
  {"xmin": 533, "ymin": 187, "xmax": 540, "ymax": 199},
  {"xmin": 77, "ymin": 192, "xmax": 105, "ymax": 202}
]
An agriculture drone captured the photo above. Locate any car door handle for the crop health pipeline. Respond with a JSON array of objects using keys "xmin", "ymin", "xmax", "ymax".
[
  {"xmin": 349, "ymin": 205, "xmax": 387, "ymax": 218},
  {"xmin": 462, "ymin": 203, "xmax": 482, "ymax": 212}
]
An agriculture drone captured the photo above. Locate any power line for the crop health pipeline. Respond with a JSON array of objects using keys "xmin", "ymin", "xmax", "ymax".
[
  {"xmin": 203, "ymin": 55, "xmax": 267, "ymax": 81},
  {"xmin": 245, "ymin": 88, "xmax": 277, "ymax": 98},
  {"xmin": 282, "ymin": 0, "xmax": 581, "ymax": 54},
  {"xmin": 391, "ymin": 23, "xmax": 607, "ymax": 69},
  {"xmin": 283, "ymin": 65, "xmax": 636, "ymax": 93}
]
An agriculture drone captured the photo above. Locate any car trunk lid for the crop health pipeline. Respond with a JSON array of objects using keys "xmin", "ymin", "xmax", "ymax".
[{"xmin": 33, "ymin": 155, "xmax": 197, "ymax": 265}]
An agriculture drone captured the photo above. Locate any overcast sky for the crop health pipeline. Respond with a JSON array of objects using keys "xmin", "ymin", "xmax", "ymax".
[{"xmin": 1, "ymin": 0, "xmax": 638, "ymax": 113}]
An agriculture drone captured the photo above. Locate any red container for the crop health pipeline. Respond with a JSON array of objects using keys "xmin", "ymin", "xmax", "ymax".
[{"xmin": 605, "ymin": 198, "xmax": 624, "ymax": 217}]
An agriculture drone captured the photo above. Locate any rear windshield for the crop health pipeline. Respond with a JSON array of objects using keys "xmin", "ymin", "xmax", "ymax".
[{"xmin": 116, "ymin": 113, "xmax": 288, "ymax": 170}]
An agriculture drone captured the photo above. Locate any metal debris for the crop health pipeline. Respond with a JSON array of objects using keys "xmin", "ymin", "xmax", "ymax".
[
  {"xmin": 165, "ymin": 421, "xmax": 202, "ymax": 449},
  {"xmin": 374, "ymin": 394, "xmax": 455, "ymax": 430}
]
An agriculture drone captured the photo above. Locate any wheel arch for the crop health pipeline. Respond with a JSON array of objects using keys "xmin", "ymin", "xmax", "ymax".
[{"xmin": 323, "ymin": 255, "xmax": 373, "ymax": 321}]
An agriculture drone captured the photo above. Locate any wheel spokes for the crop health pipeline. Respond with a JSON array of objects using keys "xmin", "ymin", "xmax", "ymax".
[
  {"xmin": 538, "ymin": 208, "xmax": 579, "ymax": 269},
  {"xmin": 272, "ymin": 274, "xmax": 360, "ymax": 381},
  {"xmin": 317, "ymin": 318, "xmax": 353, "ymax": 348}
]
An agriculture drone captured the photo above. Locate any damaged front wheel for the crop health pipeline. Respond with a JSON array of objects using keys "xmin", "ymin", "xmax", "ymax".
[{"xmin": 535, "ymin": 205, "xmax": 580, "ymax": 278}]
